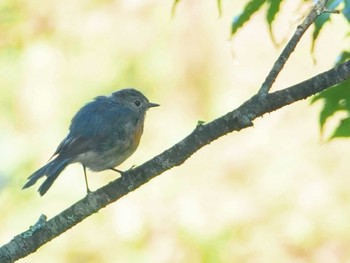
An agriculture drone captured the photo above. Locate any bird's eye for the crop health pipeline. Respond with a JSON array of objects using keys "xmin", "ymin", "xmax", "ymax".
[{"xmin": 134, "ymin": 100, "xmax": 142, "ymax": 107}]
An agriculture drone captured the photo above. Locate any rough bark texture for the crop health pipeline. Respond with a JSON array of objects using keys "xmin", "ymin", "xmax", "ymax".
[
  {"xmin": 1, "ymin": 60, "xmax": 349, "ymax": 263},
  {"xmin": 1, "ymin": 0, "xmax": 348, "ymax": 262}
]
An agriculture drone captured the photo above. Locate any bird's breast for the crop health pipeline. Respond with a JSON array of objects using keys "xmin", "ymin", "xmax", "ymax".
[{"xmin": 75, "ymin": 118, "xmax": 145, "ymax": 172}]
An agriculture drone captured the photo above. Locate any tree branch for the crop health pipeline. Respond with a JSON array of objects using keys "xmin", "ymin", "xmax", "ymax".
[
  {"xmin": 258, "ymin": 0, "xmax": 337, "ymax": 95},
  {"xmin": 0, "ymin": 1, "xmax": 347, "ymax": 261},
  {"xmin": 1, "ymin": 59, "xmax": 349, "ymax": 263}
]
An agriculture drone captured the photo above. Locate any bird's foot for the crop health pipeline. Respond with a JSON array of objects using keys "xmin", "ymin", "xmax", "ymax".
[{"xmin": 110, "ymin": 166, "xmax": 138, "ymax": 190}]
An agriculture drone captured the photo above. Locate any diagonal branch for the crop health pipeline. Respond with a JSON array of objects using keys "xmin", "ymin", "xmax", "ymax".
[
  {"xmin": 0, "ymin": 1, "xmax": 346, "ymax": 261},
  {"xmin": 1, "ymin": 59, "xmax": 350, "ymax": 263},
  {"xmin": 258, "ymin": 0, "xmax": 339, "ymax": 95}
]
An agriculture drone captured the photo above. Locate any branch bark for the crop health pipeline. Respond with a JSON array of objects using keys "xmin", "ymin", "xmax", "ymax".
[
  {"xmin": 258, "ymin": 0, "xmax": 337, "ymax": 95},
  {"xmin": 0, "ymin": 0, "xmax": 347, "ymax": 262},
  {"xmin": 1, "ymin": 59, "xmax": 349, "ymax": 263}
]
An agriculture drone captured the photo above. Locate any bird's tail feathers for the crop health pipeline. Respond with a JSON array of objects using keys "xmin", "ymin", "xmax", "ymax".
[{"xmin": 23, "ymin": 158, "xmax": 70, "ymax": 196}]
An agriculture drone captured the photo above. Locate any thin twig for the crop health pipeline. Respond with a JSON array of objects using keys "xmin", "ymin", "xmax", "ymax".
[{"xmin": 258, "ymin": 0, "xmax": 336, "ymax": 95}]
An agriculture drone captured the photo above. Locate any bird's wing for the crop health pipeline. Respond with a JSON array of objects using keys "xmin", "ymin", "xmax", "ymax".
[
  {"xmin": 50, "ymin": 135, "xmax": 97, "ymax": 160},
  {"xmin": 51, "ymin": 98, "xmax": 135, "ymax": 160}
]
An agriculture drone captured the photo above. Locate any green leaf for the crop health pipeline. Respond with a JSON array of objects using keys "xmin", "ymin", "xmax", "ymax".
[
  {"xmin": 311, "ymin": 79, "xmax": 350, "ymax": 133},
  {"xmin": 231, "ymin": 0, "xmax": 265, "ymax": 37},
  {"xmin": 336, "ymin": 51, "xmax": 350, "ymax": 65},
  {"xmin": 331, "ymin": 117, "xmax": 350, "ymax": 139},
  {"xmin": 266, "ymin": 0, "xmax": 282, "ymax": 31},
  {"xmin": 266, "ymin": 0, "xmax": 283, "ymax": 45}
]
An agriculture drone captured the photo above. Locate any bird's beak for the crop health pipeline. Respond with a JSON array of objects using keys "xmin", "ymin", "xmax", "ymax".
[{"xmin": 148, "ymin": 102, "xmax": 160, "ymax": 108}]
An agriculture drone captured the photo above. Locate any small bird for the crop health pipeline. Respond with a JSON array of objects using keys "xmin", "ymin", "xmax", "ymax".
[{"xmin": 23, "ymin": 88, "xmax": 159, "ymax": 196}]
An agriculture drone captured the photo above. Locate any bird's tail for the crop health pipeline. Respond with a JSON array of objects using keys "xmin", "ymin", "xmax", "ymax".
[{"xmin": 23, "ymin": 158, "xmax": 70, "ymax": 196}]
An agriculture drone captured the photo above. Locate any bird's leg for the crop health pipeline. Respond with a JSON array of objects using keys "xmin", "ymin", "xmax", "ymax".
[{"xmin": 82, "ymin": 165, "xmax": 92, "ymax": 194}]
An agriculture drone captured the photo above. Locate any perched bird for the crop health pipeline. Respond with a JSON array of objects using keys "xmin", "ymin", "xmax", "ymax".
[{"xmin": 23, "ymin": 88, "xmax": 159, "ymax": 196}]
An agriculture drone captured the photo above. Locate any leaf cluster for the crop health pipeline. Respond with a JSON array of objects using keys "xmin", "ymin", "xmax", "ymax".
[{"xmin": 172, "ymin": 0, "xmax": 350, "ymax": 139}]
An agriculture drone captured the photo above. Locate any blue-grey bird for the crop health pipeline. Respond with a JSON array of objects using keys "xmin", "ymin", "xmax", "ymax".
[{"xmin": 23, "ymin": 88, "xmax": 159, "ymax": 196}]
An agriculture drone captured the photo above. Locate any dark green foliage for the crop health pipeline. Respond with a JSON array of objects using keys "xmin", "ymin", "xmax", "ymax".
[
  {"xmin": 331, "ymin": 117, "xmax": 350, "ymax": 138},
  {"xmin": 175, "ymin": 0, "xmax": 350, "ymax": 139},
  {"xmin": 311, "ymin": 51, "xmax": 350, "ymax": 138},
  {"xmin": 266, "ymin": 0, "xmax": 283, "ymax": 40},
  {"xmin": 231, "ymin": 0, "xmax": 265, "ymax": 37},
  {"xmin": 230, "ymin": 0, "xmax": 350, "ymax": 139}
]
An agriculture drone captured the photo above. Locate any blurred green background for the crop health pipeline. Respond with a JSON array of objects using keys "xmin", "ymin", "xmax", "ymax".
[{"xmin": 1, "ymin": 0, "xmax": 350, "ymax": 262}]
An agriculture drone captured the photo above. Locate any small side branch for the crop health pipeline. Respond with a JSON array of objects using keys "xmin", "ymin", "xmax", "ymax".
[{"xmin": 258, "ymin": 0, "xmax": 338, "ymax": 95}]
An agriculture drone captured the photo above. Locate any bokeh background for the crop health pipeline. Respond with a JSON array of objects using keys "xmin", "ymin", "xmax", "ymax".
[{"xmin": 1, "ymin": 0, "xmax": 350, "ymax": 262}]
